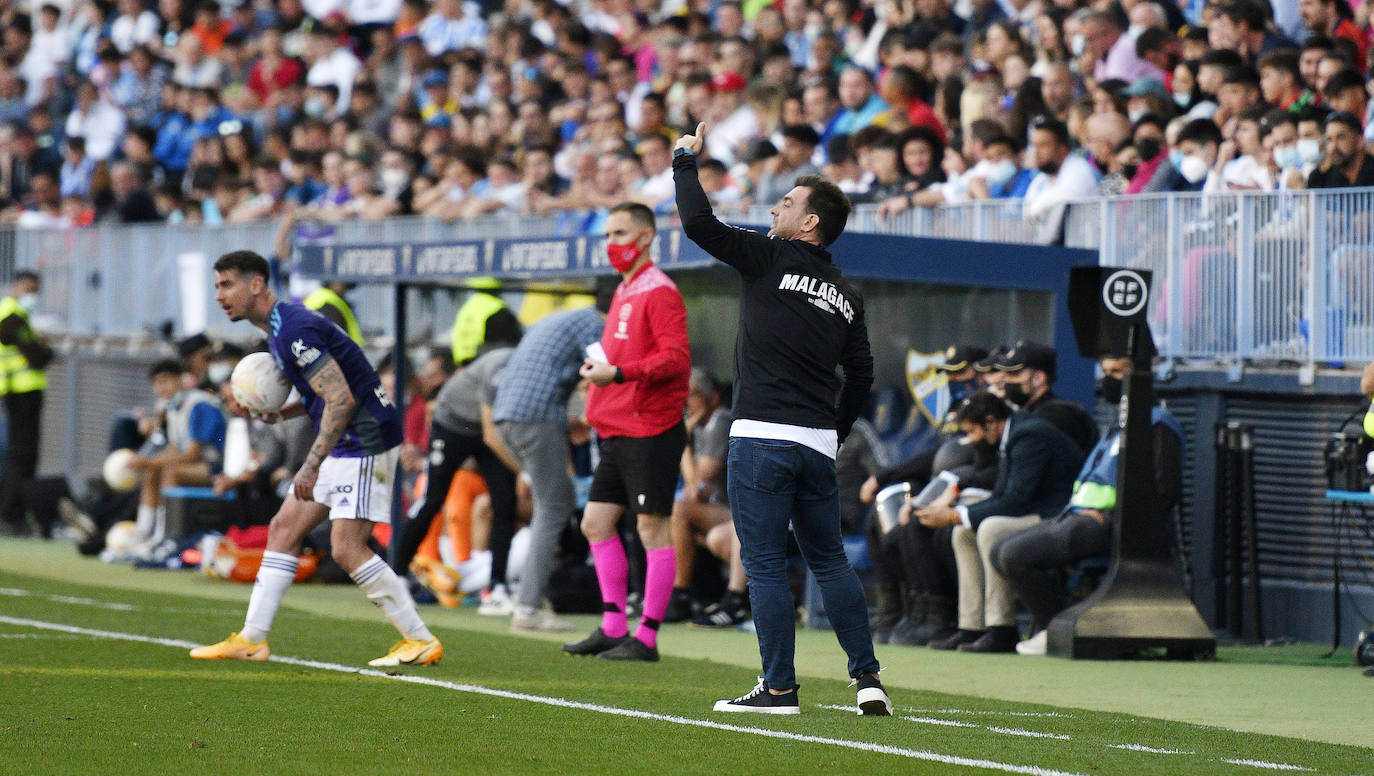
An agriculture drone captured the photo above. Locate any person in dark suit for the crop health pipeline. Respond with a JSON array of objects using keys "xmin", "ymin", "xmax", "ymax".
[
  {"xmin": 917, "ymin": 391, "xmax": 1085, "ymax": 653},
  {"xmin": 996, "ymin": 340, "xmax": 1098, "ymax": 455}
]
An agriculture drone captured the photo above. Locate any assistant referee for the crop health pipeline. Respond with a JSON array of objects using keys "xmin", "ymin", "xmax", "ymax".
[{"xmin": 672, "ymin": 123, "xmax": 892, "ymax": 716}]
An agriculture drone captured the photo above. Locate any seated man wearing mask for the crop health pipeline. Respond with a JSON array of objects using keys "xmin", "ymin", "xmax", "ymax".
[
  {"xmin": 991, "ymin": 356, "xmax": 1184, "ymax": 655},
  {"xmin": 996, "ymin": 340, "xmax": 1097, "ymax": 456},
  {"xmin": 917, "ymin": 391, "xmax": 1084, "ymax": 653}
]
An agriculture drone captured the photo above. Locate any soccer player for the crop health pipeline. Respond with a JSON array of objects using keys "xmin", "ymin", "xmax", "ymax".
[
  {"xmin": 190, "ymin": 250, "xmax": 442, "ymax": 667},
  {"xmin": 674, "ymin": 124, "xmax": 891, "ymax": 715},
  {"xmin": 561, "ymin": 202, "xmax": 691, "ymax": 661}
]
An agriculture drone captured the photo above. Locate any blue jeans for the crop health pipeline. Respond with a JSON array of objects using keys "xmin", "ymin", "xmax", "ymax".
[{"xmin": 727, "ymin": 436, "xmax": 880, "ymax": 690}]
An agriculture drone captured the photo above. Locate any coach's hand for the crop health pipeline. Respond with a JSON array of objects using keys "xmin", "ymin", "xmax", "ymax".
[
  {"xmin": 293, "ymin": 462, "xmax": 319, "ymax": 502},
  {"xmin": 580, "ymin": 359, "xmax": 618, "ymax": 387},
  {"xmin": 675, "ymin": 122, "xmax": 706, "ymax": 156}
]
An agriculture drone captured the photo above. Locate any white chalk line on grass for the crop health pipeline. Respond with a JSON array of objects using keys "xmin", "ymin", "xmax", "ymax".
[
  {"xmin": 0, "ymin": 615, "xmax": 1082, "ymax": 776},
  {"xmin": 0, "ymin": 587, "xmax": 136, "ymax": 611},
  {"xmin": 1220, "ymin": 759, "xmax": 1316, "ymax": 772},
  {"xmin": 1107, "ymin": 744, "xmax": 1192, "ymax": 755}
]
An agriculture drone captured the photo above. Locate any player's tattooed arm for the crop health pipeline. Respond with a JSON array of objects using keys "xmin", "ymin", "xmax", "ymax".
[{"xmin": 293, "ymin": 357, "xmax": 358, "ymax": 501}]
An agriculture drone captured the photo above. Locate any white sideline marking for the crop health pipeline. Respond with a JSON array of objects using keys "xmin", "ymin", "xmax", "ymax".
[
  {"xmin": 1219, "ymin": 759, "xmax": 1315, "ymax": 772},
  {"xmin": 0, "ymin": 616, "xmax": 1085, "ymax": 776},
  {"xmin": 988, "ymin": 727, "xmax": 1072, "ymax": 740},
  {"xmin": 915, "ymin": 709, "xmax": 1072, "ymax": 719},
  {"xmin": 1107, "ymin": 744, "xmax": 1191, "ymax": 755},
  {"xmin": 0, "ymin": 587, "xmax": 136, "ymax": 611},
  {"xmin": 904, "ymin": 716, "xmax": 980, "ymax": 728},
  {"xmin": 0, "ymin": 633, "xmax": 89, "ymax": 640}
]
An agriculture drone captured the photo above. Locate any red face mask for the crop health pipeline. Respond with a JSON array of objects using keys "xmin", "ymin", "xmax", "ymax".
[{"xmin": 606, "ymin": 238, "xmax": 644, "ymax": 273}]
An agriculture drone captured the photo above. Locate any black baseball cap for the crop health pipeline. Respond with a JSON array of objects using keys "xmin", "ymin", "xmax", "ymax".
[
  {"xmin": 936, "ymin": 344, "xmax": 990, "ymax": 372},
  {"xmin": 973, "ymin": 346, "xmax": 1007, "ymax": 373},
  {"xmin": 996, "ymin": 340, "xmax": 1057, "ymax": 377}
]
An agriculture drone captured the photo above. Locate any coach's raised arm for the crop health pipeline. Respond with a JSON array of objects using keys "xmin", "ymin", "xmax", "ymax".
[{"xmin": 672, "ymin": 123, "xmax": 774, "ymax": 277}]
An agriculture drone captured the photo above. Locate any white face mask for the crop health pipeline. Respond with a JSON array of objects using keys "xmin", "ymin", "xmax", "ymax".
[
  {"xmin": 1297, "ymin": 138, "xmax": 1322, "ymax": 165},
  {"xmin": 1179, "ymin": 153, "xmax": 1209, "ymax": 183},
  {"xmin": 1070, "ymin": 34, "xmax": 1087, "ymax": 57},
  {"xmin": 1273, "ymin": 144, "xmax": 1300, "ymax": 169},
  {"xmin": 1173, "ymin": 92, "xmax": 1191, "ymax": 108},
  {"xmin": 1128, "ymin": 107, "xmax": 1148, "ymax": 123},
  {"xmin": 208, "ymin": 362, "xmax": 233, "ymax": 385},
  {"xmin": 16, "ymin": 293, "xmax": 37, "ymax": 311},
  {"xmin": 986, "ymin": 159, "xmax": 1018, "ymax": 186},
  {"xmin": 380, "ymin": 167, "xmax": 409, "ymax": 193}
]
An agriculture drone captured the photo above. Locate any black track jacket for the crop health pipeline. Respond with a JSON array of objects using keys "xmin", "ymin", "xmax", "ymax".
[{"xmin": 674, "ymin": 152, "xmax": 873, "ymax": 443}]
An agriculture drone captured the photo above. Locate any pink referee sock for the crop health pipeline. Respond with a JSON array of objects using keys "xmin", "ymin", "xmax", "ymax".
[
  {"xmin": 590, "ymin": 537, "xmax": 629, "ymax": 638},
  {"xmin": 635, "ymin": 546, "xmax": 676, "ymax": 648}
]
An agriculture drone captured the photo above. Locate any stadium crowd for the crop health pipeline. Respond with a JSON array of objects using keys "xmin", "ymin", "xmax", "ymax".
[{"xmin": 0, "ymin": 0, "xmax": 1371, "ymax": 236}]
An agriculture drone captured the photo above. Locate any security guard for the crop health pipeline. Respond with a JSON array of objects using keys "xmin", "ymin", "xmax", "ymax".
[
  {"xmin": 0, "ymin": 271, "xmax": 53, "ymax": 532},
  {"xmin": 991, "ymin": 355, "xmax": 1184, "ymax": 655},
  {"xmin": 303, "ymin": 281, "xmax": 363, "ymax": 345},
  {"xmin": 450, "ymin": 279, "xmax": 522, "ymax": 366}
]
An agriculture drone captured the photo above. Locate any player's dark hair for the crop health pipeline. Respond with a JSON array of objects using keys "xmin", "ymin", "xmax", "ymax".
[
  {"xmin": 148, "ymin": 359, "xmax": 184, "ymax": 379},
  {"xmin": 214, "ymin": 250, "xmax": 270, "ymax": 280},
  {"xmin": 608, "ymin": 201, "xmax": 656, "ymax": 231},
  {"xmin": 956, "ymin": 390, "xmax": 1013, "ymax": 424},
  {"xmin": 793, "ymin": 174, "xmax": 851, "ymax": 247}
]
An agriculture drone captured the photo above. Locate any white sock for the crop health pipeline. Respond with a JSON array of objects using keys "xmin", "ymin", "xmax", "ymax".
[
  {"xmin": 242, "ymin": 551, "xmax": 298, "ymax": 643},
  {"xmin": 350, "ymin": 555, "xmax": 434, "ymax": 642},
  {"xmin": 135, "ymin": 505, "xmax": 156, "ymax": 538},
  {"xmin": 153, "ymin": 505, "xmax": 166, "ymax": 542}
]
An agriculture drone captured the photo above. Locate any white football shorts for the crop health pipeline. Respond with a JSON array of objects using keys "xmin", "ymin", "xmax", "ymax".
[{"xmin": 311, "ymin": 446, "xmax": 401, "ymax": 523}]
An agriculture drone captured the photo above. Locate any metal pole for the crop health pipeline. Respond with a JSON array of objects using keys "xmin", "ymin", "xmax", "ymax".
[
  {"xmin": 1238, "ymin": 424, "xmax": 1263, "ymax": 642},
  {"xmin": 388, "ymin": 282, "xmax": 408, "ymax": 572}
]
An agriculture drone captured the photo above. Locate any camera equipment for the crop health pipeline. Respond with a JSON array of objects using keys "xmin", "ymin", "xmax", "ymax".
[
  {"xmin": 1357, "ymin": 628, "xmax": 1374, "ymax": 667},
  {"xmin": 1324, "ymin": 430, "xmax": 1372, "ymax": 491}
]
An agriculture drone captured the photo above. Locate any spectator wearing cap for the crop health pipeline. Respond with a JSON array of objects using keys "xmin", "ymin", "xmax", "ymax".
[
  {"xmin": 417, "ymin": 70, "xmax": 455, "ymax": 123},
  {"xmin": 1121, "ymin": 78, "xmax": 1171, "ymax": 125},
  {"xmin": 1309, "ymin": 111, "xmax": 1374, "ymax": 188},
  {"xmin": 1298, "ymin": 0, "xmax": 1367, "ymax": 74},
  {"xmin": 833, "ymin": 66, "xmax": 888, "ymax": 136},
  {"xmin": 1023, "ymin": 116, "xmax": 1098, "ymax": 245},
  {"xmin": 703, "ymin": 71, "xmax": 754, "ymax": 165},
  {"xmin": 996, "ymin": 340, "xmax": 1097, "ymax": 456},
  {"xmin": 1079, "ymin": 10, "xmax": 1164, "ymax": 85},
  {"xmin": 754, "ymin": 123, "xmax": 821, "ymax": 205}
]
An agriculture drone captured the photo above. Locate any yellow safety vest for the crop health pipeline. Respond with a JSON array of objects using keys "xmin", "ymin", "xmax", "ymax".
[
  {"xmin": 451, "ymin": 291, "xmax": 507, "ymax": 365},
  {"xmin": 1364, "ymin": 398, "xmax": 1374, "ymax": 439},
  {"xmin": 304, "ymin": 288, "xmax": 363, "ymax": 346},
  {"xmin": 0, "ymin": 296, "xmax": 47, "ymax": 395}
]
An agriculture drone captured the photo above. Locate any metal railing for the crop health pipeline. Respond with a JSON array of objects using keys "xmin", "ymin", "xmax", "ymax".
[{"xmin": 5, "ymin": 190, "xmax": 1374, "ymax": 364}]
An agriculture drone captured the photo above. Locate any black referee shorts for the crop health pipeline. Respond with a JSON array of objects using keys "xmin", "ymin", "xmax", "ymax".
[{"xmin": 588, "ymin": 422, "xmax": 687, "ymax": 516}]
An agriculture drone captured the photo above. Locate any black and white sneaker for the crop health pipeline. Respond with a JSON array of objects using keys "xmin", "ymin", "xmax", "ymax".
[
  {"xmin": 690, "ymin": 592, "xmax": 749, "ymax": 629},
  {"xmin": 561, "ymin": 627, "xmax": 629, "ymax": 656},
  {"xmin": 712, "ymin": 678, "xmax": 801, "ymax": 714},
  {"xmin": 854, "ymin": 673, "xmax": 892, "ymax": 716}
]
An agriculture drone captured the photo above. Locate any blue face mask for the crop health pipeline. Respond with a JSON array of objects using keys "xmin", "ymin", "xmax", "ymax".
[
  {"xmin": 948, "ymin": 378, "xmax": 978, "ymax": 404},
  {"xmin": 1169, "ymin": 149, "xmax": 1186, "ymax": 171}
]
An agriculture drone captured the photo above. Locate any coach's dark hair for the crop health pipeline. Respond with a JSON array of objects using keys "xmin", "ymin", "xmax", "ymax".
[
  {"xmin": 609, "ymin": 201, "xmax": 656, "ymax": 231},
  {"xmin": 793, "ymin": 174, "xmax": 850, "ymax": 247},
  {"xmin": 214, "ymin": 250, "xmax": 270, "ymax": 280},
  {"xmin": 955, "ymin": 390, "xmax": 1012, "ymax": 425},
  {"xmin": 148, "ymin": 359, "xmax": 184, "ymax": 379},
  {"xmin": 14, "ymin": 270, "xmax": 39, "ymax": 284}
]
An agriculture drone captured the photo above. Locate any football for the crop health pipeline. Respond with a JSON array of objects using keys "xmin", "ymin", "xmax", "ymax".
[
  {"xmin": 230, "ymin": 352, "xmax": 292, "ymax": 413},
  {"xmin": 102, "ymin": 448, "xmax": 140, "ymax": 492},
  {"xmin": 104, "ymin": 520, "xmax": 141, "ymax": 557}
]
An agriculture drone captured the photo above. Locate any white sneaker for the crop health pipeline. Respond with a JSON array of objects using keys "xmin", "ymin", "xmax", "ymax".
[
  {"xmin": 1016, "ymin": 629, "xmax": 1048, "ymax": 656},
  {"xmin": 478, "ymin": 584, "xmax": 514, "ymax": 616},
  {"xmin": 511, "ymin": 604, "xmax": 576, "ymax": 633}
]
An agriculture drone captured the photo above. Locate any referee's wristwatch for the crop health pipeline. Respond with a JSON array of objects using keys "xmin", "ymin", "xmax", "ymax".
[{"xmin": 613, "ymin": 366, "xmax": 626, "ymax": 383}]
